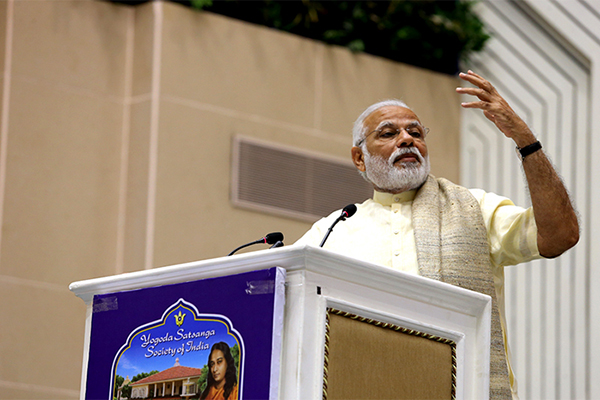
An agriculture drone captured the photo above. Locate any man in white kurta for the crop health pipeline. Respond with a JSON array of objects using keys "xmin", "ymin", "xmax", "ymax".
[
  {"xmin": 295, "ymin": 187, "xmax": 540, "ymax": 397},
  {"xmin": 295, "ymin": 70, "xmax": 579, "ymax": 399}
]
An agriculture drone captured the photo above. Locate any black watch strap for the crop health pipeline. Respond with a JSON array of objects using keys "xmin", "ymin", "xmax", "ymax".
[{"xmin": 517, "ymin": 140, "xmax": 542, "ymax": 160}]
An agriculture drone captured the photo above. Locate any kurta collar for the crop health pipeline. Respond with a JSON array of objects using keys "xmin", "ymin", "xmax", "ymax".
[{"xmin": 372, "ymin": 189, "xmax": 417, "ymax": 206}]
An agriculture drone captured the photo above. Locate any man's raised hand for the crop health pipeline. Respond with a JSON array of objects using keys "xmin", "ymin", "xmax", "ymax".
[{"xmin": 456, "ymin": 70, "xmax": 536, "ymax": 148}]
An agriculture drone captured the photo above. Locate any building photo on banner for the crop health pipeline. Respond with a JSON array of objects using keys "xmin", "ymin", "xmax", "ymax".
[{"xmin": 0, "ymin": 0, "xmax": 598, "ymax": 399}]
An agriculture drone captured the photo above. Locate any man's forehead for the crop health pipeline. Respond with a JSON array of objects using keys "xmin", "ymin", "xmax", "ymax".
[{"xmin": 364, "ymin": 105, "xmax": 421, "ymax": 127}]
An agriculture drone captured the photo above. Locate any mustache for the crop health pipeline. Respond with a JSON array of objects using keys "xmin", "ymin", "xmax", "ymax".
[{"xmin": 388, "ymin": 147, "xmax": 424, "ymax": 166}]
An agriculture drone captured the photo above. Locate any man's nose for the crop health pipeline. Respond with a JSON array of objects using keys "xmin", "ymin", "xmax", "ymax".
[{"xmin": 395, "ymin": 129, "xmax": 414, "ymax": 147}]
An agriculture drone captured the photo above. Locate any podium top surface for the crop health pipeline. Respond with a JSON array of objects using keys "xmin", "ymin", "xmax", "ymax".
[{"xmin": 69, "ymin": 245, "xmax": 490, "ymax": 315}]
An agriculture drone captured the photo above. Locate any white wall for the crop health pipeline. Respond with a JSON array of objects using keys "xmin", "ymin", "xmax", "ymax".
[{"xmin": 461, "ymin": 0, "xmax": 600, "ymax": 398}]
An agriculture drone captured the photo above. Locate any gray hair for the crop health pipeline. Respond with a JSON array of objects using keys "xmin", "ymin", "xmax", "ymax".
[{"xmin": 352, "ymin": 99, "xmax": 411, "ymax": 147}]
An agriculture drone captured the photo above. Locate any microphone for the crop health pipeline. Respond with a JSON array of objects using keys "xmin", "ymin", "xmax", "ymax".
[
  {"xmin": 319, "ymin": 204, "xmax": 357, "ymax": 248},
  {"xmin": 228, "ymin": 232, "xmax": 284, "ymax": 256}
]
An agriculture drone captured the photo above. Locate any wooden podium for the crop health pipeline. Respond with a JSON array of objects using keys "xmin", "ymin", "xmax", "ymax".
[{"xmin": 70, "ymin": 245, "xmax": 491, "ymax": 399}]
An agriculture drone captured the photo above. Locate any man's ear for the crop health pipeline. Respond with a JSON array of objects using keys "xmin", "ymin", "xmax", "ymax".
[{"xmin": 351, "ymin": 146, "xmax": 366, "ymax": 172}]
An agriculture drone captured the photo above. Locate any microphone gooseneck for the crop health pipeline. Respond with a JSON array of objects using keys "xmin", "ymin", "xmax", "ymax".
[
  {"xmin": 270, "ymin": 240, "xmax": 284, "ymax": 249},
  {"xmin": 319, "ymin": 204, "xmax": 357, "ymax": 248},
  {"xmin": 228, "ymin": 232, "xmax": 285, "ymax": 256}
]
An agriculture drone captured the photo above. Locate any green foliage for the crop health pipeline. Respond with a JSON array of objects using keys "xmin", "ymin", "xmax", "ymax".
[
  {"xmin": 121, "ymin": 384, "xmax": 131, "ymax": 399},
  {"xmin": 191, "ymin": 0, "xmax": 212, "ymax": 9},
  {"xmin": 230, "ymin": 343, "xmax": 240, "ymax": 367},
  {"xmin": 115, "ymin": 375, "xmax": 125, "ymax": 388},
  {"xmin": 182, "ymin": 0, "xmax": 490, "ymax": 74},
  {"xmin": 110, "ymin": 0, "xmax": 489, "ymax": 74},
  {"xmin": 197, "ymin": 365, "xmax": 209, "ymax": 394},
  {"xmin": 114, "ymin": 375, "xmax": 125, "ymax": 399}
]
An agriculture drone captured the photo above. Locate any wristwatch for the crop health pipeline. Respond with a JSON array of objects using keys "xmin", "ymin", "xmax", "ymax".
[{"xmin": 516, "ymin": 140, "xmax": 542, "ymax": 160}]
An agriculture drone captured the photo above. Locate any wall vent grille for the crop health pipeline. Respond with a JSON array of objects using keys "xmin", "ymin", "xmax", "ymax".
[{"xmin": 232, "ymin": 136, "xmax": 373, "ymax": 221}]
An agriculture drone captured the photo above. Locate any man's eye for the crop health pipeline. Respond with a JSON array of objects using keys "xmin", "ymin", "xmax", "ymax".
[
  {"xmin": 379, "ymin": 130, "xmax": 397, "ymax": 138},
  {"xmin": 408, "ymin": 130, "xmax": 422, "ymax": 138}
]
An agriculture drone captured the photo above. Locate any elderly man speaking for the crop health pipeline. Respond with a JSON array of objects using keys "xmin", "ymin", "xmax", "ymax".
[{"xmin": 296, "ymin": 70, "xmax": 579, "ymax": 399}]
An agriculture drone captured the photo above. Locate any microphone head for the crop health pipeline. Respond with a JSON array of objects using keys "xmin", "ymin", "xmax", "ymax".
[
  {"xmin": 264, "ymin": 232, "xmax": 284, "ymax": 244},
  {"xmin": 342, "ymin": 204, "xmax": 357, "ymax": 218}
]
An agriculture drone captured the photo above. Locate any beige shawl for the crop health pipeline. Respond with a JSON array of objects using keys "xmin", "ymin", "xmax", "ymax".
[{"xmin": 413, "ymin": 175, "xmax": 511, "ymax": 399}]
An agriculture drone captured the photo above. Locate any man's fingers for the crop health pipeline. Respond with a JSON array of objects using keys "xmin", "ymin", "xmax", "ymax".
[
  {"xmin": 459, "ymin": 71, "xmax": 496, "ymax": 93},
  {"xmin": 460, "ymin": 100, "xmax": 490, "ymax": 110},
  {"xmin": 466, "ymin": 70, "xmax": 484, "ymax": 79},
  {"xmin": 459, "ymin": 71, "xmax": 483, "ymax": 86},
  {"xmin": 456, "ymin": 87, "xmax": 492, "ymax": 101}
]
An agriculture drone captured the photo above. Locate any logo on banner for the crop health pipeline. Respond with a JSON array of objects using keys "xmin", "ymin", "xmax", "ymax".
[{"xmin": 111, "ymin": 299, "xmax": 244, "ymax": 400}]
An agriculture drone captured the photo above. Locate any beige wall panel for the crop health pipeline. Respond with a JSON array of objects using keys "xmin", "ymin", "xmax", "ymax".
[
  {"xmin": 11, "ymin": 0, "xmax": 129, "ymax": 96},
  {"xmin": 0, "ymin": 388, "xmax": 77, "ymax": 400},
  {"xmin": 0, "ymin": 76, "xmax": 4, "ymax": 133},
  {"xmin": 223, "ymin": 108, "xmax": 351, "ymax": 161},
  {"xmin": 131, "ymin": 1, "xmax": 154, "ymax": 97},
  {"xmin": 0, "ymin": 0, "xmax": 7, "ymax": 76},
  {"xmin": 320, "ymin": 47, "xmax": 460, "ymax": 182},
  {"xmin": 320, "ymin": 47, "xmax": 427, "ymax": 134},
  {"xmin": 0, "ymin": 281, "xmax": 85, "ymax": 394},
  {"xmin": 410, "ymin": 75, "xmax": 462, "ymax": 183},
  {"xmin": 152, "ymin": 100, "xmax": 317, "ymax": 268},
  {"xmin": 0, "ymin": 79, "xmax": 122, "ymax": 283},
  {"xmin": 123, "ymin": 99, "xmax": 152, "ymax": 273},
  {"xmin": 320, "ymin": 48, "xmax": 400, "ymax": 135},
  {"xmin": 160, "ymin": 4, "xmax": 318, "ymax": 129},
  {"xmin": 0, "ymin": 2, "xmax": 7, "ymax": 130}
]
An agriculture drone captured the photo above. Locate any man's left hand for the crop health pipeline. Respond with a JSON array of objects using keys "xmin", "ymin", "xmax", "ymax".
[
  {"xmin": 455, "ymin": 70, "xmax": 579, "ymax": 258},
  {"xmin": 456, "ymin": 70, "xmax": 536, "ymax": 148}
]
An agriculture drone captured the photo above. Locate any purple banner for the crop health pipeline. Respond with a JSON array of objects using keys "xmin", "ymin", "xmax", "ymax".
[{"xmin": 85, "ymin": 267, "xmax": 285, "ymax": 400}]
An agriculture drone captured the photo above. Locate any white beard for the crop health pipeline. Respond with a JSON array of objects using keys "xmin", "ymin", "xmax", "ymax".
[{"xmin": 362, "ymin": 147, "xmax": 430, "ymax": 193}]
